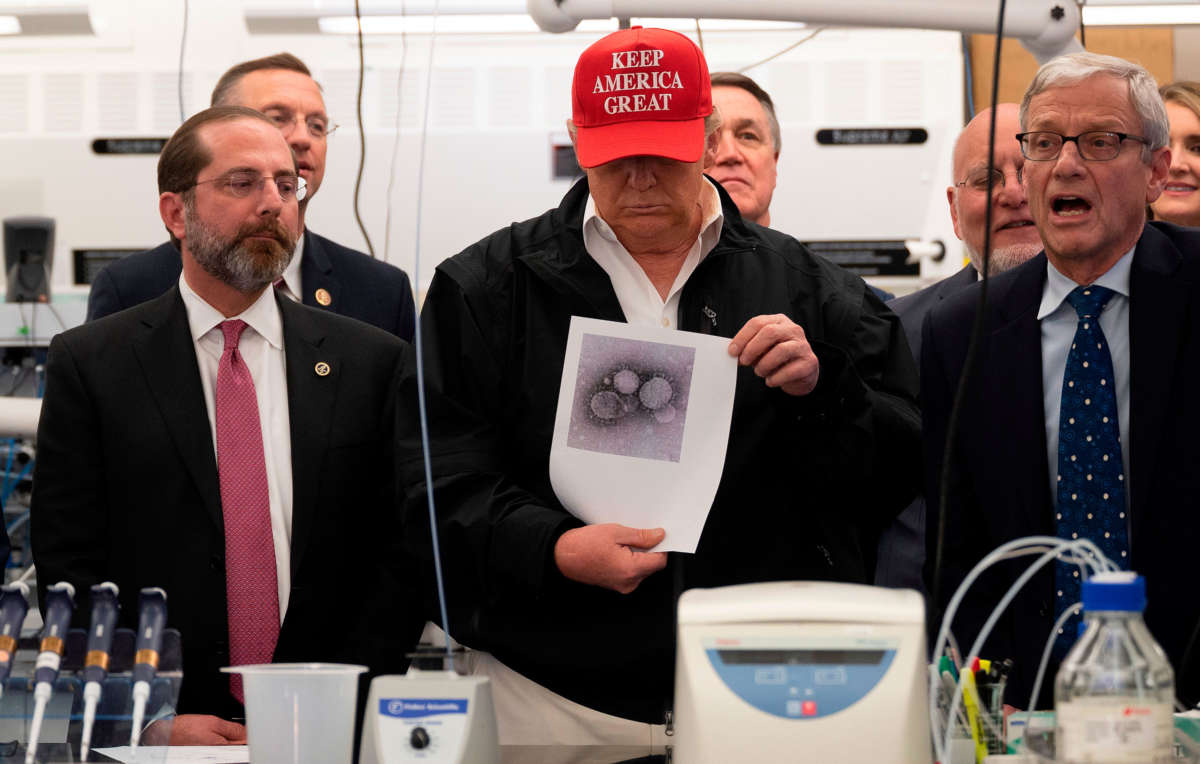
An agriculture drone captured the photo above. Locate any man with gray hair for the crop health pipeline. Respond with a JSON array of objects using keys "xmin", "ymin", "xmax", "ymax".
[
  {"xmin": 409, "ymin": 26, "xmax": 920, "ymax": 744},
  {"xmin": 923, "ymin": 52, "xmax": 1200, "ymax": 709}
]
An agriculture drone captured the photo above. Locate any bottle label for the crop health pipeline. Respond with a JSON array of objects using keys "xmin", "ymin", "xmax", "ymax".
[{"xmin": 1056, "ymin": 700, "xmax": 1173, "ymax": 762}]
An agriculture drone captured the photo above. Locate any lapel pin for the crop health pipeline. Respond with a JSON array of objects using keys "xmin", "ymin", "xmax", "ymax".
[
  {"xmin": 314, "ymin": 362, "xmax": 331, "ymax": 377},
  {"xmin": 315, "ymin": 288, "xmax": 332, "ymax": 307}
]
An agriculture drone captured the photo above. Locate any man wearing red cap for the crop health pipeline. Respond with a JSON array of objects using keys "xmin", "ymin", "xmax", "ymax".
[{"xmin": 408, "ymin": 27, "xmax": 920, "ymax": 744}]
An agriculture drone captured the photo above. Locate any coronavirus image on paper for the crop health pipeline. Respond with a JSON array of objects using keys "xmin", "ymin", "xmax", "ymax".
[{"xmin": 567, "ymin": 333, "xmax": 695, "ymax": 462}]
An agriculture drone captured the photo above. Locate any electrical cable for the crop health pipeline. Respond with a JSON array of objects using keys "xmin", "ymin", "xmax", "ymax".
[
  {"xmin": 1077, "ymin": 0, "xmax": 1087, "ymax": 48},
  {"xmin": 930, "ymin": 537, "xmax": 1114, "ymax": 760},
  {"xmin": 44, "ymin": 303, "xmax": 66, "ymax": 333},
  {"xmin": 15, "ymin": 304, "xmax": 28, "ymax": 349},
  {"xmin": 3, "ymin": 458, "xmax": 31, "ymax": 499},
  {"xmin": 930, "ymin": 0, "xmax": 1007, "ymax": 637},
  {"xmin": 932, "ymin": 537, "xmax": 1114, "ymax": 672},
  {"xmin": 352, "ymin": 0, "xmax": 376, "ymax": 258},
  {"xmin": 928, "ymin": 537, "xmax": 1111, "ymax": 759},
  {"xmin": 1179, "ymin": 613, "xmax": 1200, "ymax": 708},
  {"xmin": 1025, "ymin": 601, "xmax": 1081, "ymax": 716},
  {"xmin": 945, "ymin": 630, "xmax": 962, "ymax": 671},
  {"xmin": 5, "ymin": 512, "xmax": 29, "ymax": 538},
  {"xmin": 410, "ymin": 0, "xmax": 456, "ymax": 668},
  {"xmin": 2, "ymin": 440, "xmax": 13, "ymax": 500},
  {"xmin": 737, "ymin": 27, "xmax": 825, "ymax": 74},
  {"xmin": 178, "ymin": 0, "xmax": 189, "ymax": 123},
  {"xmin": 961, "ymin": 33, "xmax": 976, "ymax": 118},
  {"xmin": 0, "ymin": 463, "xmax": 32, "ymax": 515},
  {"xmin": 384, "ymin": 0, "xmax": 410, "ymax": 265}
]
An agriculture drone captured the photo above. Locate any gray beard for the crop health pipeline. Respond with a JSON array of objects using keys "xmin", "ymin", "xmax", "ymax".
[
  {"xmin": 968, "ymin": 242, "xmax": 1043, "ymax": 276},
  {"xmin": 184, "ymin": 208, "xmax": 294, "ymax": 294}
]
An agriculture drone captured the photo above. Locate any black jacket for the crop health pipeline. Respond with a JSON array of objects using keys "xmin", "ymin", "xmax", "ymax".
[
  {"xmin": 85, "ymin": 230, "xmax": 417, "ymax": 342},
  {"xmin": 406, "ymin": 177, "xmax": 921, "ymax": 723}
]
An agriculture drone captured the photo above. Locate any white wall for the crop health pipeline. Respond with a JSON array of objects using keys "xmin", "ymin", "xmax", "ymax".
[{"xmin": 0, "ymin": 0, "xmax": 966, "ymax": 296}]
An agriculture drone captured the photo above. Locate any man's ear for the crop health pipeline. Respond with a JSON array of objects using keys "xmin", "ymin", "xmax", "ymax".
[
  {"xmin": 160, "ymin": 192, "xmax": 187, "ymax": 244},
  {"xmin": 947, "ymin": 186, "xmax": 963, "ymax": 241},
  {"xmin": 1145, "ymin": 146, "xmax": 1171, "ymax": 204},
  {"xmin": 703, "ymin": 129, "xmax": 720, "ymax": 170},
  {"xmin": 565, "ymin": 118, "xmax": 583, "ymax": 167}
]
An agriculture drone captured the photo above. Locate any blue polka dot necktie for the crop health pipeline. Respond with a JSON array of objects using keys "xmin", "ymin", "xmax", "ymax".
[{"xmin": 1054, "ymin": 285, "xmax": 1128, "ymax": 658}]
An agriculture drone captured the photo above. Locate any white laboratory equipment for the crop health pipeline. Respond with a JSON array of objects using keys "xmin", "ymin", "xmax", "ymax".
[
  {"xmin": 673, "ymin": 581, "xmax": 931, "ymax": 763},
  {"xmin": 359, "ymin": 669, "xmax": 500, "ymax": 764}
]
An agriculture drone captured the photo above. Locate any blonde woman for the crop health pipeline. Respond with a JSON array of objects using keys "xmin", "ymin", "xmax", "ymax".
[{"xmin": 1152, "ymin": 81, "xmax": 1200, "ymax": 226}]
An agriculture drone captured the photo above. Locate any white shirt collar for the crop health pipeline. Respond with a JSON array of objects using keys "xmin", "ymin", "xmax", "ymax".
[
  {"xmin": 179, "ymin": 274, "xmax": 285, "ymax": 350},
  {"xmin": 1037, "ymin": 244, "xmax": 1135, "ymax": 320},
  {"xmin": 582, "ymin": 176, "xmax": 725, "ymax": 257},
  {"xmin": 275, "ymin": 232, "xmax": 305, "ymax": 303}
]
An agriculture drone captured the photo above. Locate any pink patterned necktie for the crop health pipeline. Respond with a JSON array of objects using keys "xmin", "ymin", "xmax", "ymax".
[{"xmin": 216, "ymin": 319, "xmax": 280, "ymax": 703}]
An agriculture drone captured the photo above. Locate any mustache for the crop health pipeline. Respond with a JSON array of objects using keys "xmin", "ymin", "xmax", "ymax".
[{"xmin": 235, "ymin": 219, "xmax": 293, "ymax": 249}]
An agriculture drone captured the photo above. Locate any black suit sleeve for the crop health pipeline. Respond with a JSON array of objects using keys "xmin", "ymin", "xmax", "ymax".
[
  {"xmin": 30, "ymin": 333, "xmax": 109, "ymax": 617},
  {"xmin": 784, "ymin": 282, "xmax": 922, "ymax": 536},
  {"xmin": 85, "ymin": 266, "xmax": 125, "ymax": 323}
]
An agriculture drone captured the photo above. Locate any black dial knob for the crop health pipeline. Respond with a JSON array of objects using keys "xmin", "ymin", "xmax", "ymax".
[{"xmin": 410, "ymin": 726, "xmax": 431, "ymax": 749}]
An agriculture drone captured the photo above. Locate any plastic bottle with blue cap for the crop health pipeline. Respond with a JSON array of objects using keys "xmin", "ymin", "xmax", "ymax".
[{"xmin": 1054, "ymin": 571, "xmax": 1175, "ymax": 762}]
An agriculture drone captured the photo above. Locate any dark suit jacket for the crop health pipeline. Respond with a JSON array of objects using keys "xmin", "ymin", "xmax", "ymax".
[
  {"xmin": 31, "ymin": 288, "xmax": 424, "ymax": 717},
  {"xmin": 922, "ymin": 222, "xmax": 1200, "ymax": 709},
  {"xmin": 86, "ymin": 230, "xmax": 416, "ymax": 342},
  {"xmin": 875, "ymin": 265, "xmax": 978, "ymax": 590}
]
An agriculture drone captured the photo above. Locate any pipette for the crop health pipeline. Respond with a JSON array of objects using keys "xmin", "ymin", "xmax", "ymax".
[
  {"xmin": 0, "ymin": 582, "xmax": 30, "ymax": 702},
  {"xmin": 128, "ymin": 587, "xmax": 166, "ymax": 752},
  {"xmin": 80, "ymin": 582, "xmax": 120, "ymax": 761},
  {"xmin": 26, "ymin": 581, "xmax": 75, "ymax": 764}
]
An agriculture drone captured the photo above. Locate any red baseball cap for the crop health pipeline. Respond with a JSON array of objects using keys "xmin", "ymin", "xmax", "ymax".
[{"xmin": 571, "ymin": 26, "xmax": 712, "ymax": 168}]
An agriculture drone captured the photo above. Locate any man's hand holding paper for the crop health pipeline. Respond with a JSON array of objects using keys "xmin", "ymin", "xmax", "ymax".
[
  {"xmin": 553, "ymin": 524, "xmax": 668, "ymax": 594},
  {"xmin": 728, "ymin": 314, "xmax": 820, "ymax": 396}
]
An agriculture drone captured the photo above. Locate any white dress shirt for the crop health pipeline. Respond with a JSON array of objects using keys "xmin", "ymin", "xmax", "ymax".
[
  {"xmin": 1039, "ymin": 247, "xmax": 1133, "ymax": 510},
  {"xmin": 179, "ymin": 275, "xmax": 294, "ymax": 623},
  {"xmin": 582, "ymin": 178, "xmax": 724, "ymax": 328},
  {"xmin": 274, "ymin": 233, "xmax": 304, "ymax": 304}
]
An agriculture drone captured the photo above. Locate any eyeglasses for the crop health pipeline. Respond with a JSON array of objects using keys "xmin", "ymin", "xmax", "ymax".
[
  {"xmin": 1017, "ymin": 131, "xmax": 1148, "ymax": 161},
  {"xmin": 263, "ymin": 108, "xmax": 338, "ymax": 139},
  {"xmin": 956, "ymin": 167, "xmax": 1023, "ymax": 193},
  {"xmin": 185, "ymin": 171, "xmax": 307, "ymax": 202}
]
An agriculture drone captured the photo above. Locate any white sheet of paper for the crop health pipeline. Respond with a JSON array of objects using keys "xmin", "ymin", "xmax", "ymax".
[
  {"xmin": 94, "ymin": 746, "xmax": 249, "ymax": 763},
  {"xmin": 549, "ymin": 317, "xmax": 737, "ymax": 553}
]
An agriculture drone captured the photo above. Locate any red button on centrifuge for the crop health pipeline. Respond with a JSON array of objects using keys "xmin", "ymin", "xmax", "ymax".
[{"xmin": 802, "ymin": 701, "xmax": 817, "ymax": 716}]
